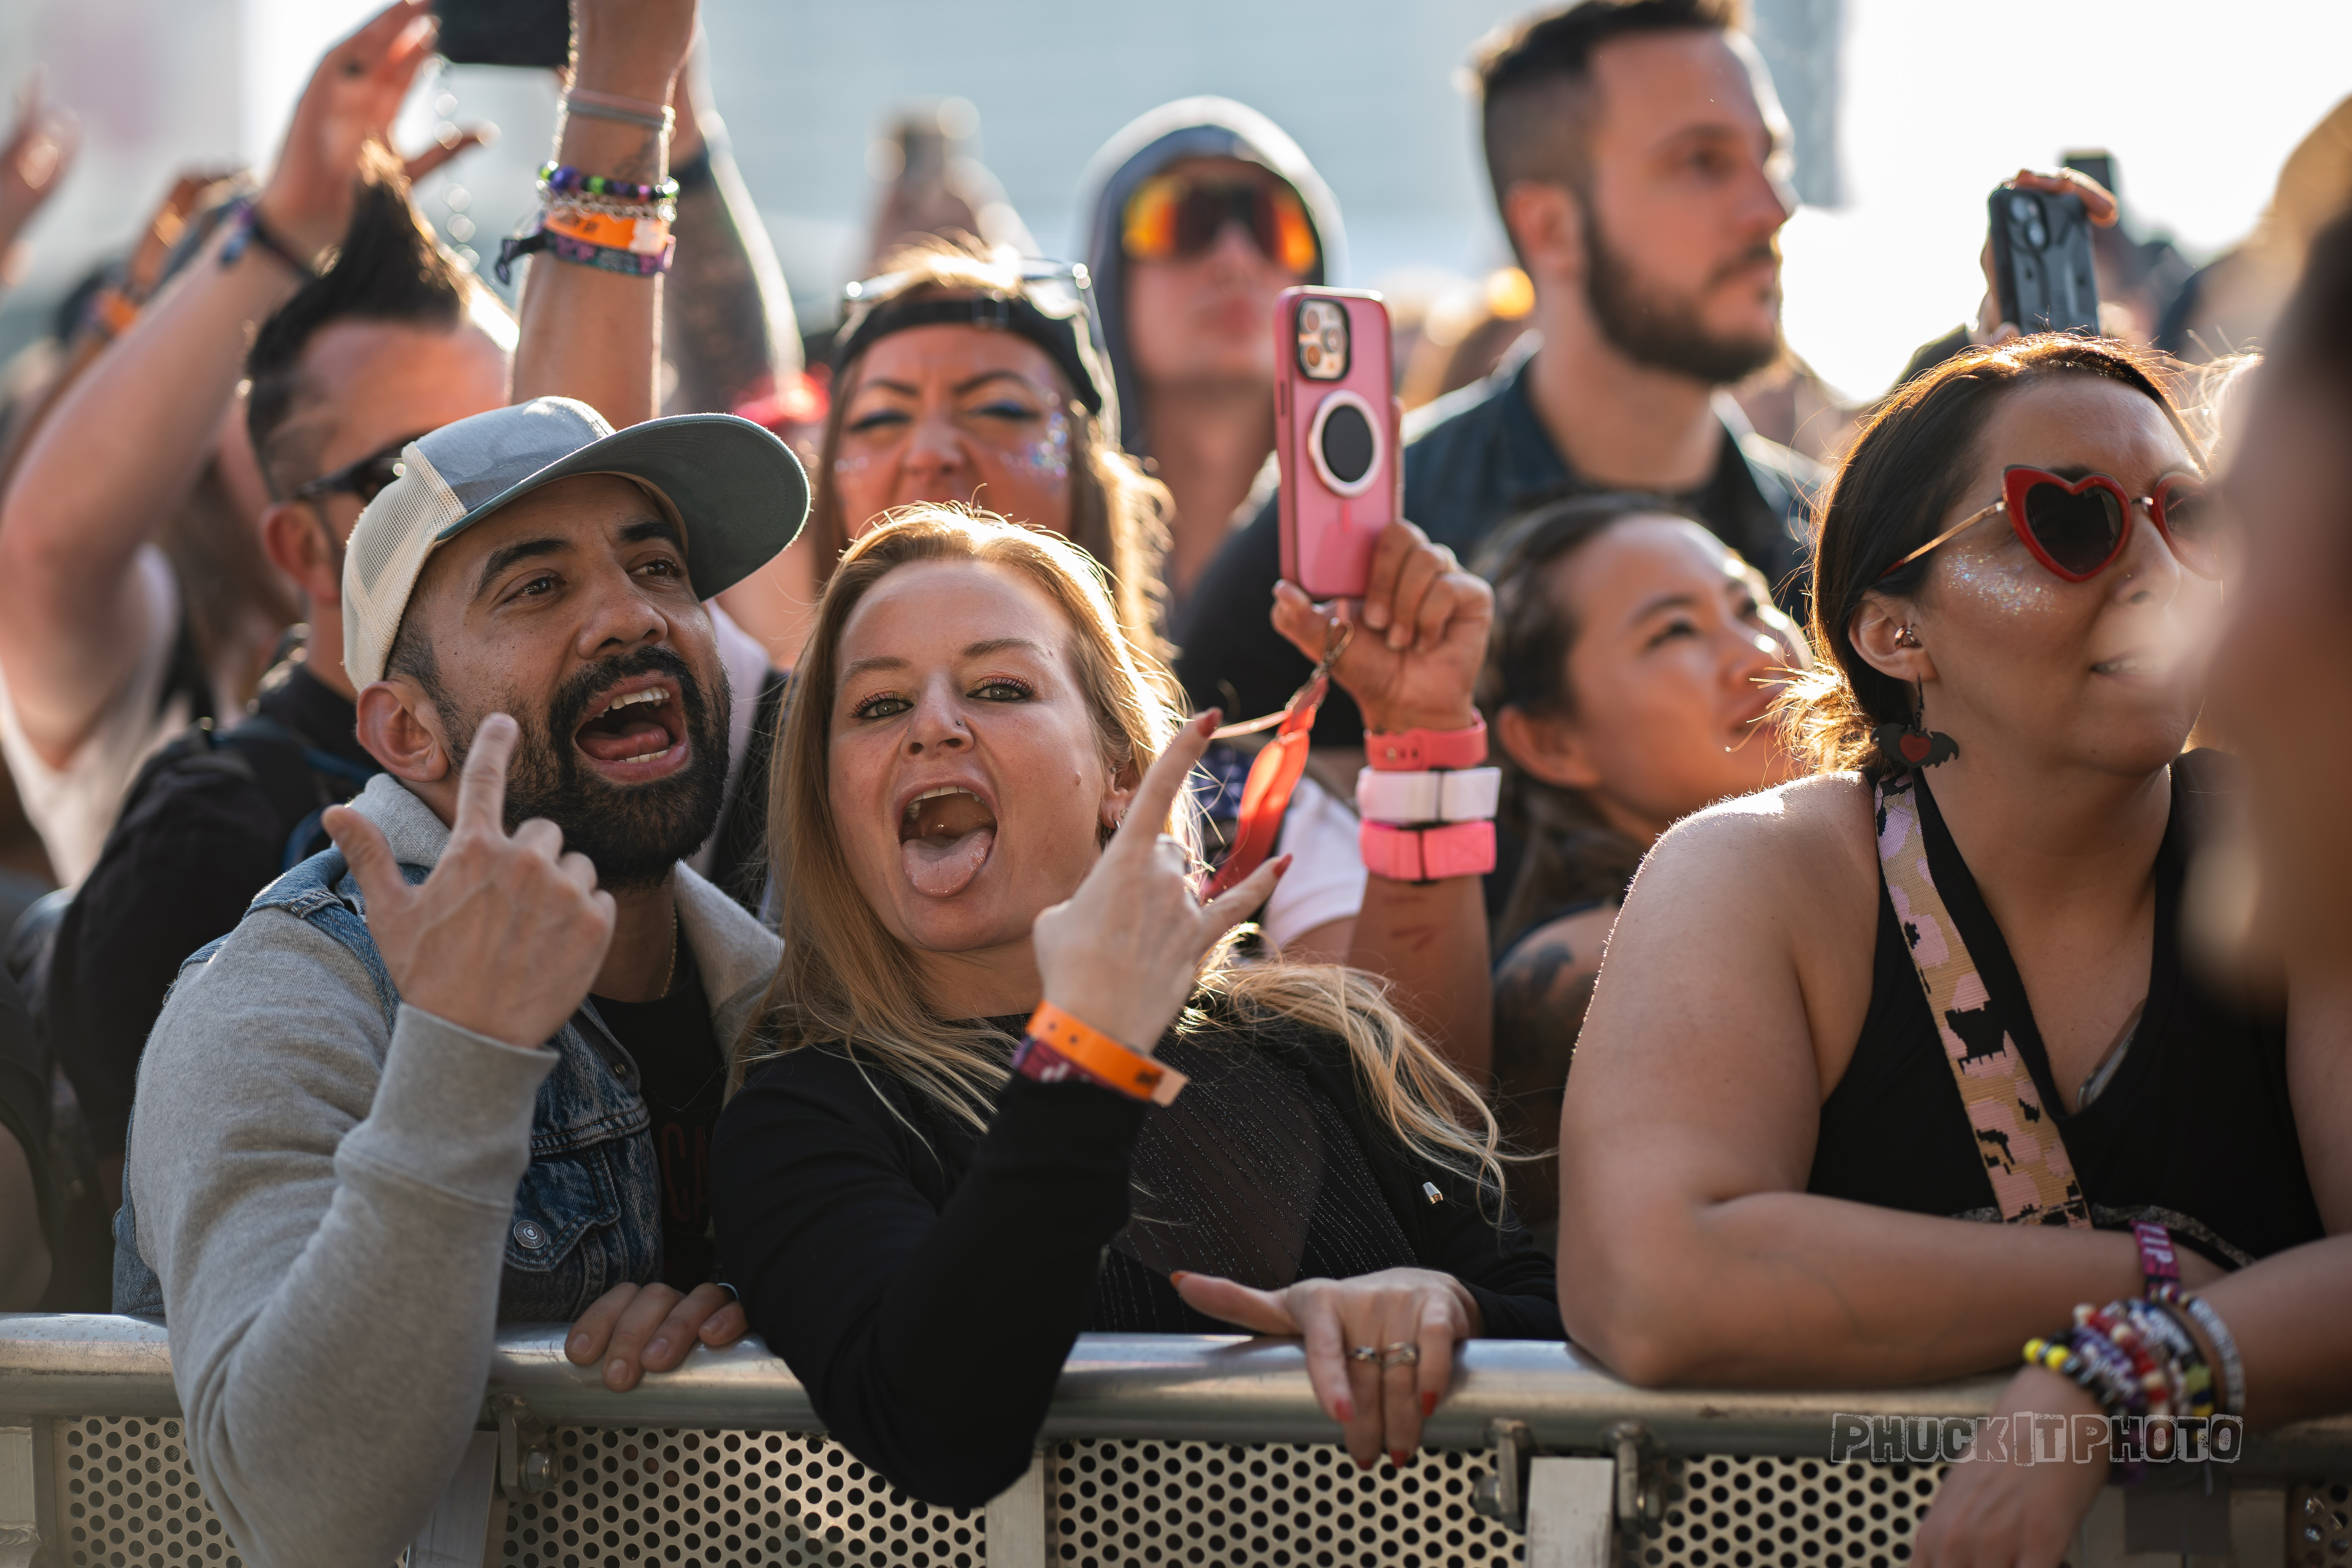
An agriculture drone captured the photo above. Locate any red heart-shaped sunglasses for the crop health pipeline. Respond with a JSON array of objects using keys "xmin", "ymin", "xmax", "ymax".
[{"xmin": 1881, "ymin": 467, "xmax": 2217, "ymax": 583}]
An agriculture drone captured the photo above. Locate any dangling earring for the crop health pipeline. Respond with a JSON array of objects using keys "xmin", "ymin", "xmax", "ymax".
[{"xmin": 1872, "ymin": 630, "xmax": 1958, "ymax": 771}]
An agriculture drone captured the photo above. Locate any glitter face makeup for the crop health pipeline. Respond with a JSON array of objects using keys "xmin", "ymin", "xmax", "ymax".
[
  {"xmin": 1938, "ymin": 533, "xmax": 2059, "ymax": 617},
  {"xmin": 1024, "ymin": 408, "xmax": 1072, "ymax": 485}
]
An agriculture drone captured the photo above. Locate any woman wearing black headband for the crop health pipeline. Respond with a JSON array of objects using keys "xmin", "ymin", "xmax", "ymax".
[{"xmin": 801, "ymin": 237, "xmax": 1169, "ymax": 651}]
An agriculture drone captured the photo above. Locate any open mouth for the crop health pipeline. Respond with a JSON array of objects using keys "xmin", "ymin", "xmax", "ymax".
[
  {"xmin": 2091, "ymin": 653, "xmax": 2168, "ymax": 681},
  {"xmin": 573, "ymin": 677, "xmax": 689, "ymax": 779},
  {"xmin": 897, "ymin": 783, "xmax": 999, "ymax": 898}
]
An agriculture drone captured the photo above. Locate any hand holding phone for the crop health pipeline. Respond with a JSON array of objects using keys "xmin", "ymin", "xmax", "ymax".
[{"xmin": 1275, "ymin": 288, "xmax": 1398, "ymax": 601}]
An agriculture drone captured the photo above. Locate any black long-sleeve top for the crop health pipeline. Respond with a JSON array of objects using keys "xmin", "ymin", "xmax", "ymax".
[{"xmin": 711, "ymin": 1003, "xmax": 1559, "ymax": 1508}]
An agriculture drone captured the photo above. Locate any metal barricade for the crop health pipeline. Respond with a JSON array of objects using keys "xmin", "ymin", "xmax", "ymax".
[{"xmin": 0, "ymin": 1315, "xmax": 2345, "ymax": 1568}]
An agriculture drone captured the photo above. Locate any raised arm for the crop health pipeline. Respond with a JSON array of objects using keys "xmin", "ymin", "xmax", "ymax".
[
  {"xmin": 1556, "ymin": 783, "xmax": 2163, "ymax": 1388},
  {"xmin": 660, "ymin": 60, "xmax": 798, "ymax": 416},
  {"xmin": 507, "ymin": 0, "xmax": 699, "ymax": 427},
  {"xmin": 0, "ymin": 3, "xmax": 440, "ymax": 763},
  {"xmin": 1269, "ymin": 520, "xmax": 1497, "ymax": 1079}
]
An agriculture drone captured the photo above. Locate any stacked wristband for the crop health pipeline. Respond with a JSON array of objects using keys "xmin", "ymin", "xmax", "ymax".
[
  {"xmin": 1009, "ymin": 1002, "xmax": 1188, "ymax": 1106},
  {"xmin": 498, "ymin": 150, "xmax": 681, "ymax": 283},
  {"xmin": 1357, "ymin": 718, "xmax": 1498, "ymax": 883},
  {"xmin": 2023, "ymin": 1295, "xmax": 2216, "ymax": 1485}
]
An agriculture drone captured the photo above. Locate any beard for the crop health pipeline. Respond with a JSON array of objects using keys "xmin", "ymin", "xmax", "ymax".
[
  {"xmin": 1582, "ymin": 198, "xmax": 1784, "ymax": 385},
  {"xmin": 435, "ymin": 645, "xmax": 732, "ymax": 892}
]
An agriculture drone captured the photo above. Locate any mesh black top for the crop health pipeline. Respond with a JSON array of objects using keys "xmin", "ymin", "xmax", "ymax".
[{"xmin": 713, "ymin": 995, "xmax": 1558, "ymax": 1507}]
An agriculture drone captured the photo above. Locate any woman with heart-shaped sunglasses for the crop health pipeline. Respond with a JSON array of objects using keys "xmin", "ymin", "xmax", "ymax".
[{"xmin": 1553, "ymin": 331, "xmax": 2341, "ymax": 1433}]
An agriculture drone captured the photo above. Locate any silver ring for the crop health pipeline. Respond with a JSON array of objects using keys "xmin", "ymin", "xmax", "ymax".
[
  {"xmin": 1380, "ymin": 1341, "xmax": 1420, "ymax": 1369},
  {"xmin": 1348, "ymin": 1345, "xmax": 1380, "ymax": 1363}
]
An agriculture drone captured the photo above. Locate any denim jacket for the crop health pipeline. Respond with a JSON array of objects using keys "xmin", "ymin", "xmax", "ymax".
[
  {"xmin": 112, "ymin": 770, "xmax": 782, "ymax": 1568},
  {"xmin": 116, "ymin": 771, "xmax": 781, "ymax": 1323}
]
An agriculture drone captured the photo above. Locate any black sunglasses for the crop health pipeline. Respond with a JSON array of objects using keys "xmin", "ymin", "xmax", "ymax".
[{"xmin": 291, "ymin": 435, "xmax": 424, "ymax": 510}]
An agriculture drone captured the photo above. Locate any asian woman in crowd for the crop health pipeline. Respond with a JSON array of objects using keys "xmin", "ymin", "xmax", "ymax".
[{"xmin": 1477, "ymin": 491, "xmax": 1806, "ymax": 1241}]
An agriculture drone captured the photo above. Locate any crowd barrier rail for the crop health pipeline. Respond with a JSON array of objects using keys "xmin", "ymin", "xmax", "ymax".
[{"xmin": 0, "ymin": 1314, "xmax": 2344, "ymax": 1568}]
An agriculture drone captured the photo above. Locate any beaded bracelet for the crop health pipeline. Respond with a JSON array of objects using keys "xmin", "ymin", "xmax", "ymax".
[{"xmin": 539, "ymin": 162, "xmax": 680, "ymax": 204}]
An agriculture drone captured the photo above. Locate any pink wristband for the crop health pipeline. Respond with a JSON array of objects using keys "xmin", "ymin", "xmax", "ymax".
[
  {"xmin": 1360, "ymin": 819, "xmax": 1497, "ymax": 882},
  {"xmin": 1365, "ymin": 716, "xmax": 1488, "ymax": 772}
]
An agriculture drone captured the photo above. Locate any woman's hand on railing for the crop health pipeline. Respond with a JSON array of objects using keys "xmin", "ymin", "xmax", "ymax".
[
  {"xmin": 1032, "ymin": 710, "xmax": 1289, "ymax": 1053},
  {"xmin": 1912, "ymin": 1364, "xmax": 2106, "ymax": 1567},
  {"xmin": 1172, "ymin": 1266, "xmax": 1482, "ymax": 1470},
  {"xmin": 565, "ymin": 1280, "xmax": 750, "ymax": 1393},
  {"xmin": 1272, "ymin": 519, "xmax": 1491, "ymax": 735}
]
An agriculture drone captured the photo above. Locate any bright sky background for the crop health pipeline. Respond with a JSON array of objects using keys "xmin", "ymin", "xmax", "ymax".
[
  {"xmin": 1780, "ymin": 0, "xmax": 2352, "ymax": 396},
  {"xmin": 10, "ymin": 0, "xmax": 2347, "ymax": 404}
]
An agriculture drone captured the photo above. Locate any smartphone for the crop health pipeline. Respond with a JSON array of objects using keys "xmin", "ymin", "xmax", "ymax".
[
  {"xmin": 1988, "ymin": 185, "xmax": 2100, "ymax": 336},
  {"xmin": 432, "ymin": 0, "xmax": 572, "ymax": 68},
  {"xmin": 1275, "ymin": 288, "xmax": 1397, "ymax": 601}
]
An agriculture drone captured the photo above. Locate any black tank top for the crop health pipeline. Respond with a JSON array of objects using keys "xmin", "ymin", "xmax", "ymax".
[{"xmin": 1807, "ymin": 752, "xmax": 2322, "ymax": 1269}]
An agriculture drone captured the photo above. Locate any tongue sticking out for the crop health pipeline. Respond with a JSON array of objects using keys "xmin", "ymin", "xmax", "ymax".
[{"xmin": 900, "ymin": 792, "xmax": 997, "ymax": 898}]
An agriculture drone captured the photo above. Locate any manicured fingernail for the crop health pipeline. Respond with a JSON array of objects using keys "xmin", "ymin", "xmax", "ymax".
[
  {"xmin": 570, "ymin": 1333, "xmax": 592, "ymax": 1358},
  {"xmin": 1169, "ymin": 1271, "xmax": 1190, "ymax": 1285},
  {"xmin": 1333, "ymin": 1399, "xmax": 1354, "ymax": 1422},
  {"xmin": 1422, "ymin": 1391, "xmax": 1438, "ymax": 1418},
  {"xmin": 1273, "ymin": 854, "xmax": 1293, "ymax": 876},
  {"xmin": 646, "ymin": 1338, "xmax": 670, "ymax": 1361},
  {"xmin": 1391, "ymin": 1450, "xmax": 1409, "ymax": 1468}
]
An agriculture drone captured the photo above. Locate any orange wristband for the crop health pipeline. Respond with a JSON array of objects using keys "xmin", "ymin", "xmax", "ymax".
[
  {"xmin": 543, "ymin": 209, "xmax": 673, "ymax": 255},
  {"xmin": 1026, "ymin": 1002, "xmax": 1187, "ymax": 1106}
]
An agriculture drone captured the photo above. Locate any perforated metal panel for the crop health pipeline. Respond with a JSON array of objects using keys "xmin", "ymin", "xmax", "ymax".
[
  {"xmin": 1044, "ymin": 1438, "xmax": 1524, "ymax": 1567},
  {"xmin": 53, "ymin": 1416, "xmax": 244, "ymax": 1568},
  {"xmin": 1617, "ymin": 1456, "xmax": 1944, "ymax": 1568},
  {"xmin": 502, "ymin": 1429, "xmax": 981, "ymax": 1566},
  {"xmin": 2294, "ymin": 1478, "xmax": 2352, "ymax": 1566},
  {"xmin": 38, "ymin": 1418, "xmax": 2342, "ymax": 1568}
]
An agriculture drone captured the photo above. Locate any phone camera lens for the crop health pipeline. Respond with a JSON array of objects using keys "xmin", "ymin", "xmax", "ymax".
[
  {"xmin": 2008, "ymin": 193, "xmax": 2036, "ymax": 222},
  {"xmin": 2026, "ymin": 221, "xmax": 2048, "ymax": 247}
]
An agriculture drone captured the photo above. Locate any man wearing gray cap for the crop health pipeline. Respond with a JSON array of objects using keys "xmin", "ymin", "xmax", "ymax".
[{"xmin": 112, "ymin": 394, "xmax": 807, "ymax": 1568}]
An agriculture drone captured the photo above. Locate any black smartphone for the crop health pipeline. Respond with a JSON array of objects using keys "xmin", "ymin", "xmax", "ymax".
[
  {"xmin": 1988, "ymin": 185, "xmax": 2100, "ymax": 336},
  {"xmin": 432, "ymin": 0, "xmax": 571, "ymax": 68}
]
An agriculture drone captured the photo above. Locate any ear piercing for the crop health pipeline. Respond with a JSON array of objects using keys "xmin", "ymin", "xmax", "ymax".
[{"xmin": 1894, "ymin": 625, "xmax": 1923, "ymax": 649}]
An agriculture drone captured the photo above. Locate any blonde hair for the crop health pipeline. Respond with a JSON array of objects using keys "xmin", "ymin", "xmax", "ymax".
[
  {"xmin": 737, "ymin": 506, "xmax": 1507, "ymax": 1202},
  {"xmin": 807, "ymin": 236, "xmax": 1171, "ymax": 654}
]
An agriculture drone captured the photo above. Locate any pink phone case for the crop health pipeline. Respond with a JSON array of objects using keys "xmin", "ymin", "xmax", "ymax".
[{"xmin": 1275, "ymin": 287, "xmax": 1396, "ymax": 601}]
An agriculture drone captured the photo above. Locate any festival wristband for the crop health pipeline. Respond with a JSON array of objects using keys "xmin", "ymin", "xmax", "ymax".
[
  {"xmin": 219, "ymin": 198, "xmax": 319, "ymax": 279},
  {"xmin": 543, "ymin": 208, "xmax": 674, "ymax": 255},
  {"xmin": 1365, "ymin": 716, "xmax": 1487, "ymax": 772},
  {"xmin": 1360, "ymin": 818, "xmax": 1496, "ymax": 883},
  {"xmin": 496, "ymin": 224, "xmax": 675, "ymax": 284},
  {"xmin": 2134, "ymin": 1221, "xmax": 2182, "ymax": 1301},
  {"xmin": 1023, "ymin": 1002, "xmax": 1187, "ymax": 1106},
  {"xmin": 2179, "ymin": 1293, "xmax": 2245, "ymax": 1417},
  {"xmin": 1355, "ymin": 766, "xmax": 1501, "ymax": 825}
]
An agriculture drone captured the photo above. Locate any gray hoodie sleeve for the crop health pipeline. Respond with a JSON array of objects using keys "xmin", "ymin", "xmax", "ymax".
[{"xmin": 127, "ymin": 908, "xmax": 555, "ymax": 1568}]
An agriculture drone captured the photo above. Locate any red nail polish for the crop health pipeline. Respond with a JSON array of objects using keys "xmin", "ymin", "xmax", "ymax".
[
  {"xmin": 1333, "ymin": 1400, "xmax": 1354, "ymax": 1422},
  {"xmin": 1422, "ymin": 1391, "xmax": 1438, "ymax": 1418},
  {"xmin": 1391, "ymin": 1450, "xmax": 1410, "ymax": 1469}
]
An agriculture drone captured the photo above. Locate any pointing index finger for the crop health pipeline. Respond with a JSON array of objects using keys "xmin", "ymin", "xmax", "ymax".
[
  {"xmin": 456, "ymin": 714, "xmax": 518, "ymax": 837},
  {"xmin": 1109, "ymin": 711, "xmax": 1217, "ymax": 860}
]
